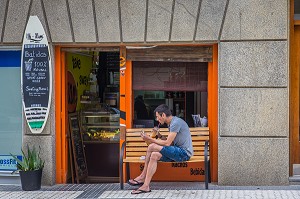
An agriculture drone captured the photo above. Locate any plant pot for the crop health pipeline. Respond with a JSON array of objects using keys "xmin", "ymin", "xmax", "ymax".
[{"xmin": 19, "ymin": 169, "xmax": 42, "ymax": 191}]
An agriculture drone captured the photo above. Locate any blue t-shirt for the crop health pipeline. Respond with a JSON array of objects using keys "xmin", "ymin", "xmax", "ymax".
[{"xmin": 168, "ymin": 116, "xmax": 194, "ymax": 157}]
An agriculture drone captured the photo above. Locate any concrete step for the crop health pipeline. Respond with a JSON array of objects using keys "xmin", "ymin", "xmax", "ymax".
[{"xmin": 289, "ymin": 175, "xmax": 300, "ymax": 185}]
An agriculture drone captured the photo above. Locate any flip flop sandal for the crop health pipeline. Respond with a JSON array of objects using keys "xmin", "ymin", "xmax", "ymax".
[
  {"xmin": 131, "ymin": 189, "xmax": 151, "ymax": 194},
  {"xmin": 127, "ymin": 179, "xmax": 143, "ymax": 186}
]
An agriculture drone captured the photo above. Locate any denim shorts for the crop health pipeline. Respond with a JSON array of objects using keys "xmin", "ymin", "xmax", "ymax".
[{"xmin": 159, "ymin": 146, "xmax": 190, "ymax": 162}]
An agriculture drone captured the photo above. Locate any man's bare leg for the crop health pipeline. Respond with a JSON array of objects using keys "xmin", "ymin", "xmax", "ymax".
[
  {"xmin": 128, "ymin": 143, "xmax": 162, "ymax": 184},
  {"xmin": 131, "ymin": 145, "xmax": 163, "ymax": 193},
  {"xmin": 131, "ymin": 151, "xmax": 161, "ymax": 193},
  {"xmin": 128, "ymin": 144, "xmax": 161, "ymax": 183}
]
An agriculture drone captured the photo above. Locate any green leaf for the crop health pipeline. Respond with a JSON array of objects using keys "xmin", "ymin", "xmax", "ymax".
[{"xmin": 10, "ymin": 145, "xmax": 45, "ymax": 172}]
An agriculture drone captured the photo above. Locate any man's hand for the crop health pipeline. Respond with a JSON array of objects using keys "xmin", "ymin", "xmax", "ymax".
[
  {"xmin": 141, "ymin": 130, "xmax": 152, "ymax": 145},
  {"xmin": 141, "ymin": 131, "xmax": 151, "ymax": 141}
]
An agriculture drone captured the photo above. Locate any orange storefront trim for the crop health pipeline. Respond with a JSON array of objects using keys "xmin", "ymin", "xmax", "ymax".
[
  {"xmin": 125, "ymin": 60, "xmax": 132, "ymax": 129},
  {"xmin": 55, "ymin": 46, "xmax": 68, "ymax": 183},
  {"xmin": 208, "ymin": 44, "xmax": 218, "ymax": 182}
]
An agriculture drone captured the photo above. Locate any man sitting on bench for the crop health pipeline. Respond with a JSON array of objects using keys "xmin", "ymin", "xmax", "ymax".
[{"xmin": 129, "ymin": 104, "xmax": 194, "ymax": 194}]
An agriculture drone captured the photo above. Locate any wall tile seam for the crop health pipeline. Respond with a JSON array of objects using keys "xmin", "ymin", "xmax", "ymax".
[
  {"xmin": 219, "ymin": 86, "xmax": 288, "ymax": 88},
  {"xmin": 168, "ymin": 0, "xmax": 176, "ymax": 42},
  {"xmin": 192, "ymin": 0, "xmax": 203, "ymax": 41},
  {"xmin": 24, "ymin": 0, "xmax": 34, "ymax": 43},
  {"xmin": 4, "ymin": 38, "xmax": 287, "ymax": 44},
  {"xmin": 144, "ymin": 0, "xmax": 149, "ymax": 42},
  {"xmin": 91, "ymin": 0, "xmax": 99, "ymax": 43},
  {"xmin": 0, "ymin": 40, "xmax": 219, "ymax": 45},
  {"xmin": 3, "ymin": 39, "xmax": 286, "ymax": 44},
  {"xmin": 219, "ymin": 39, "xmax": 288, "ymax": 42},
  {"xmin": 219, "ymin": 136, "xmax": 288, "ymax": 139},
  {"xmin": 218, "ymin": 0, "xmax": 230, "ymax": 41},
  {"xmin": 0, "ymin": 39, "xmax": 288, "ymax": 44},
  {"xmin": 118, "ymin": 0, "xmax": 123, "ymax": 43},
  {"xmin": 0, "ymin": 0, "xmax": 9, "ymax": 43},
  {"xmin": 65, "ymin": 0, "xmax": 75, "ymax": 43},
  {"xmin": 41, "ymin": 0, "xmax": 52, "ymax": 43}
]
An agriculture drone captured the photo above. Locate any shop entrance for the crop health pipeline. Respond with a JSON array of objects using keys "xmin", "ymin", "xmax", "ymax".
[
  {"xmin": 55, "ymin": 45, "xmax": 218, "ymax": 184},
  {"xmin": 126, "ymin": 45, "xmax": 218, "ymax": 182},
  {"xmin": 55, "ymin": 47, "xmax": 121, "ymax": 183}
]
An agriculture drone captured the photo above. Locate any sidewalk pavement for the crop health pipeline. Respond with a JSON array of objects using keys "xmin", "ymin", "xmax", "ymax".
[{"xmin": 1, "ymin": 182, "xmax": 300, "ymax": 199}]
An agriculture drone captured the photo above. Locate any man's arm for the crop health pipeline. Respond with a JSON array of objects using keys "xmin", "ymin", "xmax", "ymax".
[{"xmin": 142, "ymin": 132, "xmax": 176, "ymax": 146}]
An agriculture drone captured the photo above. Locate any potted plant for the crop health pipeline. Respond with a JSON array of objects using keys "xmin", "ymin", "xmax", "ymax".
[{"xmin": 10, "ymin": 145, "xmax": 45, "ymax": 191}]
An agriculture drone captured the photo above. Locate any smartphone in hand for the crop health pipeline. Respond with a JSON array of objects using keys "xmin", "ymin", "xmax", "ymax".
[{"xmin": 140, "ymin": 130, "xmax": 145, "ymax": 137}]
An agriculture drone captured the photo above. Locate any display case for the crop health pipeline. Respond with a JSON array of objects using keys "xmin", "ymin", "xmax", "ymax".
[
  {"xmin": 80, "ymin": 110, "xmax": 120, "ymax": 143},
  {"xmin": 80, "ymin": 109, "xmax": 120, "ymax": 182}
]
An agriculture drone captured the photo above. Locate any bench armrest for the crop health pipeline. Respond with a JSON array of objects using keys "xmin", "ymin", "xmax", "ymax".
[
  {"xmin": 204, "ymin": 140, "xmax": 209, "ymax": 162},
  {"xmin": 120, "ymin": 141, "xmax": 127, "ymax": 162},
  {"xmin": 204, "ymin": 140, "xmax": 209, "ymax": 189}
]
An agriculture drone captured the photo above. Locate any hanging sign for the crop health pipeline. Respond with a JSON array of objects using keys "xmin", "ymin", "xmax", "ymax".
[{"xmin": 21, "ymin": 16, "xmax": 52, "ymax": 134}]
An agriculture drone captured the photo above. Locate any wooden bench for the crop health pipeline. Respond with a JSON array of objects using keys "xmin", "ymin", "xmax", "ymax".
[{"xmin": 119, "ymin": 127, "xmax": 210, "ymax": 189}]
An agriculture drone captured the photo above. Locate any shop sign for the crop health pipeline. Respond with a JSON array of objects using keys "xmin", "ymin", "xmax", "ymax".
[
  {"xmin": 0, "ymin": 155, "xmax": 22, "ymax": 171},
  {"xmin": 130, "ymin": 162, "xmax": 206, "ymax": 181},
  {"xmin": 21, "ymin": 16, "xmax": 52, "ymax": 134}
]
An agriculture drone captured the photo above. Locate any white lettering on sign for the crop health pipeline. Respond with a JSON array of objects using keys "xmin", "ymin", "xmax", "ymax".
[
  {"xmin": 25, "ymin": 86, "xmax": 48, "ymax": 92},
  {"xmin": 24, "ymin": 50, "xmax": 47, "ymax": 58},
  {"xmin": 0, "ymin": 155, "xmax": 22, "ymax": 171}
]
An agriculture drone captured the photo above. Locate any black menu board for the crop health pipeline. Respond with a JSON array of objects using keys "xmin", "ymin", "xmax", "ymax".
[
  {"xmin": 22, "ymin": 44, "xmax": 51, "ymax": 133},
  {"xmin": 68, "ymin": 113, "xmax": 88, "ymax": 183},
  {"xmin": 99, "ymin": 52, "xmax": 120, "ymax": 68},
  {"xmin": 21, "ymin": 16, "xmax": 52, "ymax": 134},
  {"xmin": 22, "ymin": 45, "xmax": 50, "ymax": 107}
]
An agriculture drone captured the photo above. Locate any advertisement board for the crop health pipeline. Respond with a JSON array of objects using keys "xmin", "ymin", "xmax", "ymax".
[{"xmin": 21, "ymin": 16, "xmax": 51, "ymax": 134}]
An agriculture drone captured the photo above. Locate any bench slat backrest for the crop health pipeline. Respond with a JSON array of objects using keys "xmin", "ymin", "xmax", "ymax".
[{"xmin": 125, "ymin": 127, "xmax": 209, "ymax": 158}]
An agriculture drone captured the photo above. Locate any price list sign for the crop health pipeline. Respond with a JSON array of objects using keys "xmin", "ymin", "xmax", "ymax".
[{"xmin": 21, "ymin": 16, "xmax": 52, "ymax": 134}]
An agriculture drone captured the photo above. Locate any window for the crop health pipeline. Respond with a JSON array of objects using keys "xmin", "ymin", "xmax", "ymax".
[
  {"xmin": 133, "ymin": 61, "xmax": 208, "ymax": 127},
  {"xmin": 0, "ymin": 50, "xmax": 22, "ymax": 171}
]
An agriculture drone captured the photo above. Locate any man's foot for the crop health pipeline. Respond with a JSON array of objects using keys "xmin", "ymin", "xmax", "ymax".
[
  {"xmin": 131, "ymin": 188, "xmax": 151, "ymax": 194},
  {"xmin": 127, "ymin": 179, "xmax": 143, "ymax": 186}
]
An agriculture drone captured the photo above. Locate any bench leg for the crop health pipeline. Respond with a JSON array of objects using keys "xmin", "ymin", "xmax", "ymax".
[
  {"xmin": 205, "ymin": 160, "xmax": 208, "ymax": 189},
  {"xmin": 204, "ymin": 140, "xmax": 209, "ymax": 189},
  {"xmin": 120, "ymin": 162, "xmax": 130, "ymax": 189},
  {"xmin": 208, "ymin": 160, "xmax": 211, "ymax": 183},
  {"xmin": 120, "ymin": 160, "xmax": 124, "ymax": 189},
  {"xmin": 126, "ymin": 162, "xmax": 130, "ymax": 182}
]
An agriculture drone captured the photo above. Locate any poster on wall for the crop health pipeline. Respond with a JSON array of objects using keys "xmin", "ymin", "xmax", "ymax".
[
  {"xmin": 0, "ymin": 155, "xmax": 22, "ymax": 171},
  {"xmin": 21, "ymin": 16, "xmax": 52, "ymax": 134}
]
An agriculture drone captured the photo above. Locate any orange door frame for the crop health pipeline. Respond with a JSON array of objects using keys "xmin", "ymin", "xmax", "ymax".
[
  {"xmin": 208, "ymin": 44, "xmax": 218, "ymax": 182},
  {"xmin": 55, "ymin": 46, "xmax": 68, "ymax": 183}
]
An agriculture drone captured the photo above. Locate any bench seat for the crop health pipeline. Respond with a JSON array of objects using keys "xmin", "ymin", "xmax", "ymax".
[
  {"xmin": 119, "ymin": 127, "xmax": 210, "ymax": 189},
  {"xmin": 123, "ymin": 156, "xmax": 207, "ymax": 163}
]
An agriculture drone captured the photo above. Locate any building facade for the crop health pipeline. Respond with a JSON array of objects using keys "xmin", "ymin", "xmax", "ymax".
[{"xmin": 0, "ymin": 0, "xmax": 298, "ymax": 186}]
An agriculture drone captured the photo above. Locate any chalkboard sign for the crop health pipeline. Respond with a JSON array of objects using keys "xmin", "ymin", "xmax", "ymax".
[
  {"xmin": 21, "ymin": 16, "xmax": 52, "ymax": 134},
  {"xmin": 68, "ymin": 113, "xmax": 88, "ymax": 183},
  {"xmin": 99, "ymin": 52, "xmax": 120, "ymax": 68}
]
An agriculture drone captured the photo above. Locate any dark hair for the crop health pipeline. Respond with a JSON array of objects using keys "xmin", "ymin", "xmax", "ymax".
[
  {"xmin": 154, "ymin": 104, "xmax": 172, "ymax": 117},
  {"xmin": 136, "ymin": 95, "xmax": 143, "ymax": 100}
]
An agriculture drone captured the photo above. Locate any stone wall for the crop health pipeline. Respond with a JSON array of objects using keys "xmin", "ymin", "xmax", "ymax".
[{"xmin": 218, "ymin": 0, "xmax": 288, "ymax": 185}]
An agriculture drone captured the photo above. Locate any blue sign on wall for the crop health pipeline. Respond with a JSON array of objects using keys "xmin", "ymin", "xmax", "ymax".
[
  {"xmin": 0, "ymin": 51, "xmax": 21, "ymax": 67},
  {"xmin": 0, "ymin": 155, "xmax": 22, "ymax": 171}
]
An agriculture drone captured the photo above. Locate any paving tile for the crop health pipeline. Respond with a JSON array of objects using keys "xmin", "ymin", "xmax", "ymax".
[
  {"xmin": 0, "ymin": 191, "xmax": 83, "ymax": 199},
  {"xmin": 1, "ymin": 183, "xmax": 300, "ymax": 199}
]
